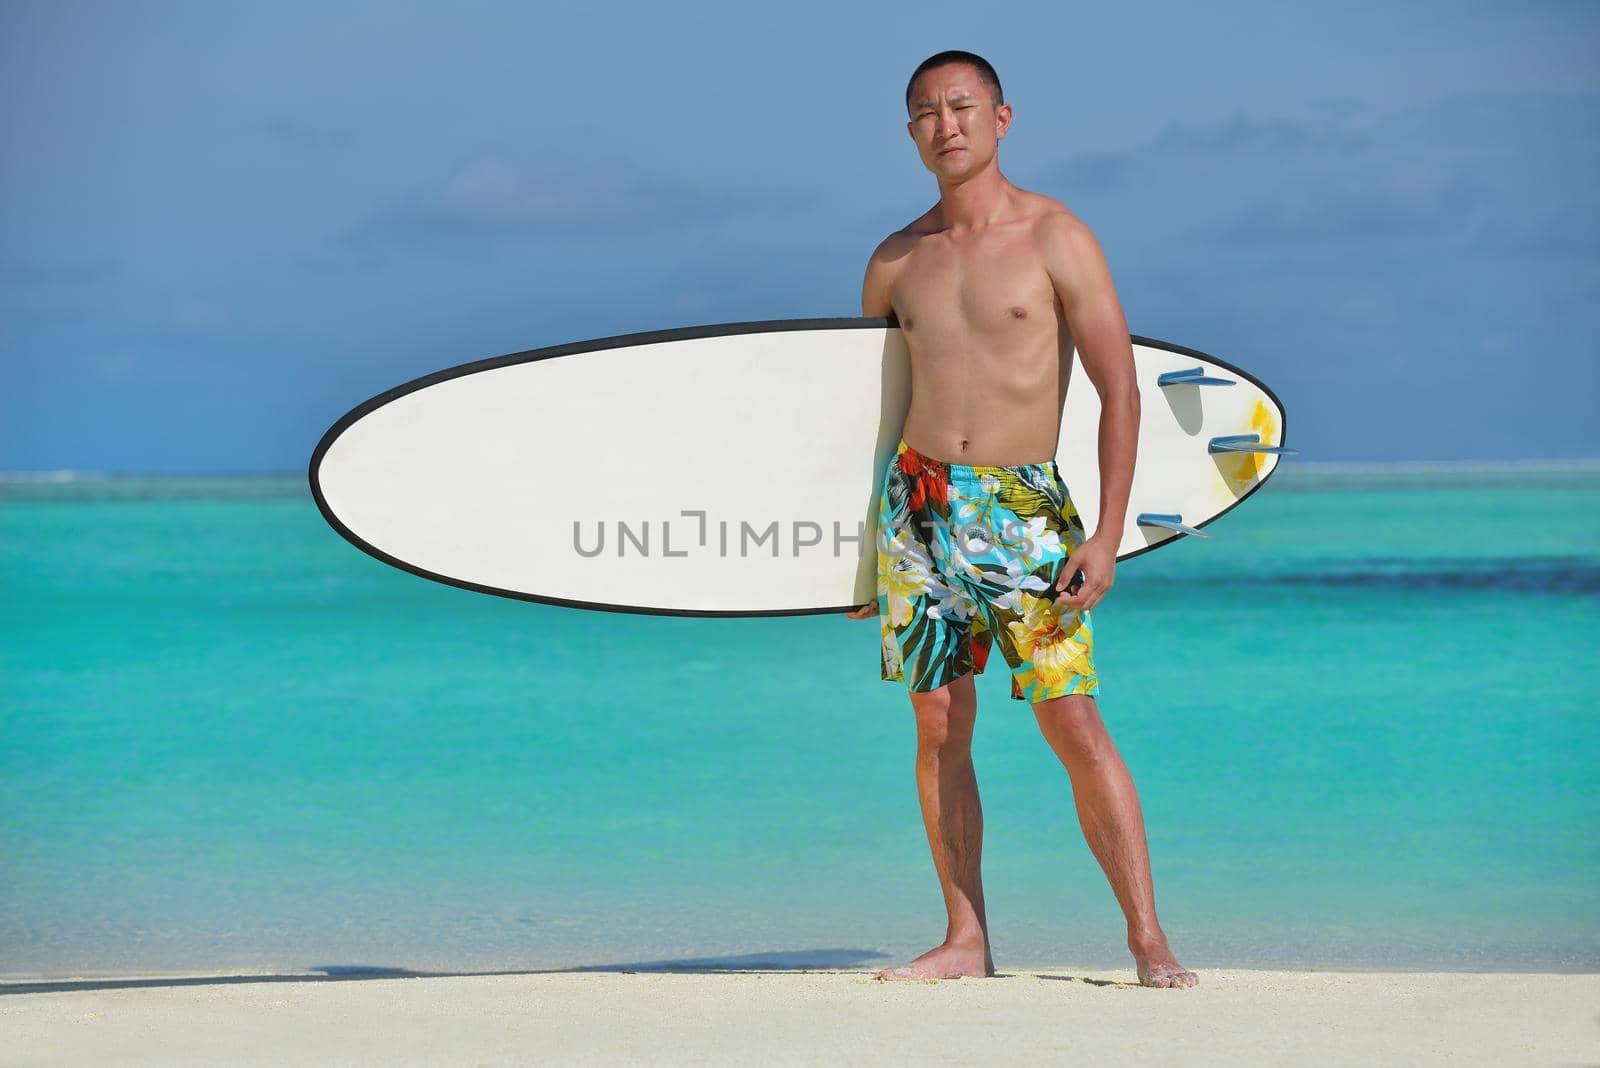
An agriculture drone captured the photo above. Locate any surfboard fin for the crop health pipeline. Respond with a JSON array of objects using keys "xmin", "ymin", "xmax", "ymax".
[
  {"xmin": 1207, "ymin": 433, "xmax": 1300, "ymax": 455},
  {"xmin": 1157, "ymin": 366, "xmax": 1237, "ymax": 387},
  {"xmin": 1136, "ymin": 513, "xmax": 1210, "ymax": 538}
]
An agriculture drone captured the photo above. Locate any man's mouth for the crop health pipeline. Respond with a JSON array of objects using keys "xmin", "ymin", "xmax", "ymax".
[{"xmin": 939, "ymin": 146, "xmax": 963, "ymax": 155}]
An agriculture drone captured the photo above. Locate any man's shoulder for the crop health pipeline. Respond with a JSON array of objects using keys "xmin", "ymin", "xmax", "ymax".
[
  {"xmin": 1014, "ymin": 198, "xmax": 1105, "ymax": 271},
  {"xmin": 863, "ymin": 224, "xmax": 926, "ymax": 279},
  {"xmin": 870, "ymin": 226, "xmax": 916, "ymax": 256},
  {"xmin": 1013, "ymin": 189, "xmax": 1093, "ymax": 241},
  {"xmin": 878, "ymin": 200, "xmax": 954, "ymax": 251}
]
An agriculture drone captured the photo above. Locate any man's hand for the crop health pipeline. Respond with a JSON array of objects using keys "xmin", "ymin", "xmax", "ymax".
[
  {"xmin": 1053, "ymin": 533, "xmax": 1117, "ymax": 612},
  {"xmin": 844, "ymin": 602, "xmax": 876, "ymax": 620}
]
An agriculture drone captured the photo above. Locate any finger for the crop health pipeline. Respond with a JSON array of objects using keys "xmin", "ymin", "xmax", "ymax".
[
  {"xmin": 1053, "ymin": 557, "xmax": 1079, "ymax": 594},
  {"xmin": 1057, "ymin": 576, "xmax": 1095, "ymax": 610},
  {"xmin": 1054, "ymin": 565, "xmax": 1086, "ymax": 600}
]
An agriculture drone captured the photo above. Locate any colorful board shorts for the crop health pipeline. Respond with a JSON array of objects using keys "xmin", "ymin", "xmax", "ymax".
[{"xmin": 876, "ymin": 438, "xmax": 1099, "ymax": 702}]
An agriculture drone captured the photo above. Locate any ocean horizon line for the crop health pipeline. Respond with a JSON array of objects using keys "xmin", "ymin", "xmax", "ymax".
[{"xmin": 5, "ymin": 456, "xmax": 1600, "ymax": 483}]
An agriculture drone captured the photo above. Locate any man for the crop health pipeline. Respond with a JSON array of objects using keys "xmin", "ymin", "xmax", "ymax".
[{"xmin": 844, "ymin": 50, "xmax": 1198, "ymax": 989}]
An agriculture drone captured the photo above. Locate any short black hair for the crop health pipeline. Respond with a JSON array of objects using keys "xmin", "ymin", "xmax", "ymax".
[{"xmin": 905, "ymin": 50, "xmax": 1004, "ymax": 116}]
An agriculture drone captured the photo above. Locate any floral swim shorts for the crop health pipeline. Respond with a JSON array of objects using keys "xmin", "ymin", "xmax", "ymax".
[{"xmin": 876, "ymin": 438, "xmax": 1099, "ymax": 703}]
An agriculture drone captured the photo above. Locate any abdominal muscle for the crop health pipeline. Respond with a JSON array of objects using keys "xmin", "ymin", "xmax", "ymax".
[{"xmin": 898, "ymin": 324, "xmax": 1073, "ymax": 468}]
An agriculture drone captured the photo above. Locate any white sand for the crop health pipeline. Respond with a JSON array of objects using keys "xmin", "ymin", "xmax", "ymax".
[{"xmin": 3, "ymin": 967, "xmax": 1596, "ymax": 1066}]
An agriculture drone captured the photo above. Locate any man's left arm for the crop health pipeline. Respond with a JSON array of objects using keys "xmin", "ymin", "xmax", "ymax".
[{"xmin": 1039, "ymin": 212, "xmax": 1140, "ymax": 611}]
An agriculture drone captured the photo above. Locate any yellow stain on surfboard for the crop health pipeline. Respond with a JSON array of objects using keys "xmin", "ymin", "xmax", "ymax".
[{"xmin": 1216, "ymin": 399, "xmax": 1278, "ymax": 495}]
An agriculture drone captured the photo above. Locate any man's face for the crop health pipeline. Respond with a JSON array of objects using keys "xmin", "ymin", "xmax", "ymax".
[{"xmin": 905, "ymin": 63, "xmax": 1011, "ymax": 178}]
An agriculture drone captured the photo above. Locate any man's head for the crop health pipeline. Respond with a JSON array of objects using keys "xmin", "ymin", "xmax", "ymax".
[
  {"xmin": 903, "ymin": 50, "xmax": 1011, "ymax": 179},
  {"xmin": 905, "ymin": 50, "xmax": 1004, "ymax": 116}
]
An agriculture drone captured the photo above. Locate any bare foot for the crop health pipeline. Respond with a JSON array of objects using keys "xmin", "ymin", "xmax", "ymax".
[
  {"xmin": 1131, "ymin": 934, "xmax": 1199, "ymax": 988},
  {"xmin": 874, "ymin": 941, "xmax": 994, "ymax": 981}
]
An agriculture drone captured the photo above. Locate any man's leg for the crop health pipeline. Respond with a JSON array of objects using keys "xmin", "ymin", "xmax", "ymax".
[
  {"xmin": 1033, "ymin": 693, "xmax": 1200, "ymax": 988},
  {"xmin": 875, "ymin": 671, "xmax": 997, "ymax": 981}
]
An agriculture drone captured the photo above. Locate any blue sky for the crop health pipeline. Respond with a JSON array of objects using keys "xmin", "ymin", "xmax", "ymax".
[{"xmin": 2, "ymin": 0, "xmax": 1596, "ymax": 472}]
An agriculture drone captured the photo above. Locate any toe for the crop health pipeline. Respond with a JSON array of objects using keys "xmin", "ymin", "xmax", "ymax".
[{"xmin": 1153, "ymin": 968, "xmax": 1190, "ymax": 988}]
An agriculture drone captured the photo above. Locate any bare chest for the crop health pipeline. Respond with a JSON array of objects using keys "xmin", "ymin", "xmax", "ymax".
[{"xmin": 890, "ymin": 232, "xmax": 1060, "ymax": 343}]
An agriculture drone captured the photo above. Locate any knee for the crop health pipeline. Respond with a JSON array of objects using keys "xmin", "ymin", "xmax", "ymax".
[
  {"xmin": 909, "ymin": 686, "xmax": 976, "ymax": 755},
  {"xmin": 1034, "ymin": 695, "xmax": 1108, "ymax": 760}
]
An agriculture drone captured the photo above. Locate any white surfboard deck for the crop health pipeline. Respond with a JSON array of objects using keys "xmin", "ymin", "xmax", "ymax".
[{"xmin": 310, "ymin": 318, "xmax": 1289, "ymax": 616}]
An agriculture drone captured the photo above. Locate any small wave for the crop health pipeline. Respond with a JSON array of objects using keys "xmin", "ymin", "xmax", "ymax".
[
  {"xmin": 0, "ymin": 471, "xmax": 306, "ymax": 501},
  {"xmin": 0, "ymin": 469, "xmax": 112, "ymax": 483}
]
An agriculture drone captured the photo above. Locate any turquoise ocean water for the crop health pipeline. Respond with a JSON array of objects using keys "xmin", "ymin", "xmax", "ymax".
[{"xmin": 3, "ymin": 462, "xmax": 1597, "ymax": 979}]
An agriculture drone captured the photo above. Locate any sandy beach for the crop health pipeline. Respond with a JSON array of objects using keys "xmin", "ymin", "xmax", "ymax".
[{"xmin": 3, "ymin": 967, "xmax": 1595, "ymax": 1066}]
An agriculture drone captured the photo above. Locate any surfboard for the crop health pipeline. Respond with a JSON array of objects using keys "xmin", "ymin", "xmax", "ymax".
[{"xmin": 309, "ymin": 317, "xmax": 1293, "ymax": 616}]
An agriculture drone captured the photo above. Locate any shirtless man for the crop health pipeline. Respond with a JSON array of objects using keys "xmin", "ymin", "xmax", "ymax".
[{"xmin": 844, "ymin": 50, "xmax": 1198, "ymax": 989}]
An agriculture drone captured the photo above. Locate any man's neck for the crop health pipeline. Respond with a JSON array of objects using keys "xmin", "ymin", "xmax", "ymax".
[{"xmin": 934, "ymin": 165, "xmax": 1013, "ymax": 234}]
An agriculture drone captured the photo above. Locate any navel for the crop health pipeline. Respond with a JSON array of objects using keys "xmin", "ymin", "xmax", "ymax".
[
  {"xmin": 904, "ymin": 316, "xmax": 914, "ymax": 329},
  {"xmin": 1009, "ymin": 306, "xmax": 1027, "ymax": 318}
]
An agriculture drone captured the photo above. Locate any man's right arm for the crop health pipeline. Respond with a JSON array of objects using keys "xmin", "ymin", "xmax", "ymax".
[
  {"xmin": 844, "ymin": 235, "xmax": 902, "ymax": 620},
  {"xmin": 860, "ymin": 234, "xmax": 902, "ymax": 317}
]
